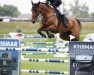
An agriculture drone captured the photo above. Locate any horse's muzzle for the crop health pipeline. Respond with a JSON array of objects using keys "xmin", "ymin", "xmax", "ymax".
[{"xmin": 31, "ymin": 19, "xmax": 36, "ymax": 24}]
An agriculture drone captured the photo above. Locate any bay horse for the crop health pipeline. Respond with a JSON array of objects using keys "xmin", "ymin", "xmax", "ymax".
[{"xmin": 31, "ymin": 2, "xmax": 81, "ymax": 41}]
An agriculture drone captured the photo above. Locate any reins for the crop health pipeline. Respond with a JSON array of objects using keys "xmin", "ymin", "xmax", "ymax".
[{"xmin": 37, "ymin": 3, "xmax": 60, "ymax": 32}]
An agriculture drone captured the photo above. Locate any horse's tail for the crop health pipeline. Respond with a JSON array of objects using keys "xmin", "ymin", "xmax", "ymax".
[
  {"xmin": 75, "ymin": 18, "xmax": 81, "ymax": 41},
  {"xmin": 75, "ymin": 18, "xmax": 81, "ymax": 29}
]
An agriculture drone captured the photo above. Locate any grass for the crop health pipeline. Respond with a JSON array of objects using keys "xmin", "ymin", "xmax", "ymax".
[
  {"xmin": 0, "ymin": 22, "xmax": 94, "ymax": 75},
  {"xmin": 0, "ymin": 22, "xmax": 40, "ymax": 34},
  {"xmin": 81, "ymin": 22, "xmax": 94, "ymax": 35},
  {"xmin": 0, "ymin": 22, "xmax": 94, "ymax": 41},
  {"xmin": 0, "ymin": 22, "xmax": 94, "ymax": 34}
]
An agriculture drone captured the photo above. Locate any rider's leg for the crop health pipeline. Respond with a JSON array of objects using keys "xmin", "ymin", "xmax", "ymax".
[
  {"xmin": 58, "ymin": 4, "xmax": 69, "ymax": 27},
  {"xmin": 62, "ymin": 14, "xmax": 69, "ymax": 27}
]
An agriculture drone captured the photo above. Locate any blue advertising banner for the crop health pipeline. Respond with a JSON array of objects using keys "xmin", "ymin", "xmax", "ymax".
[
  {"xmin": 0, "ymin": 39, "xmax": 20, "ymax": 75},
  {"xmin": 0, "ymin": 39, "xmax": 20, "ymax": 48}
]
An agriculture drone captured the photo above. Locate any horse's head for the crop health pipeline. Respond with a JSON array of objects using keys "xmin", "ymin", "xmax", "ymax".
[{"xmin": 31, "ymin": 1, "xmax": 40, "ymax": 23}]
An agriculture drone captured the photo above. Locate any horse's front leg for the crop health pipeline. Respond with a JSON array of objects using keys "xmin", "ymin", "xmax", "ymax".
[
  {"xmin": 37, "ymin": 28, "xmax": 47, "ymax": 38},
  {"xmin": 45, "ymin": 30, "xmax": 54, "ymax": 38},
  {"xmin": 45, "ymin": 25, "xmax": 57, "ymax": 38}
]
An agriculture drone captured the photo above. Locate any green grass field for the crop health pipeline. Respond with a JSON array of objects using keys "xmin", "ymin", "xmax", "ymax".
[
  {"xmin": 0, "ymin": 22, "xmax": 94, "ymax": 75},
  {"xmin": 21, "ymin": 54, "xmax": 68, "ymax": 75},
  {"xmin": 0, "ymin": 22, "xmax": 94, "ymax": 40}
]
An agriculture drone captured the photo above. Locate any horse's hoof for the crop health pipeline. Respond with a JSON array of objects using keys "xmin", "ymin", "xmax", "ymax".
[
  {"xmin": 48, "ymin": 34, "xmax": 54, "ymax": 38},
  {"xmin": 42, "ymin": 35, "xmax": 46, "ymax": 38}
]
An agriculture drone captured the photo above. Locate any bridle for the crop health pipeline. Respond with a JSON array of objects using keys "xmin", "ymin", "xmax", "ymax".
[{"xmin": 32, "ymin": 2, "xmax": 56, "ymax": 22}]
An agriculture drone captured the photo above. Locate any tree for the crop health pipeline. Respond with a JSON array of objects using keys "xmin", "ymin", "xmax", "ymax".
[
  {"xmin": 91, "ymin": 12, "xmax": 94, "ymax": 18},
  {"xmin": 0, "ymin": 4, "xmax": 21, "ymax": 17},
  {"xmin": 69, "ymin": 0, "xmax": 81, "ymax": 17},
  {"xmin": 62, "ymin": 1, "xmax": 69, "ymax": 15},
  {"xmin": 69, "ymin": 0, "xmax": 89, "ymax": 18},
  {"xmin": 79, "ymin": 4, "xmax": 89, "ymax": 18},
  {"xmin": 0, "ymin": 5, "xmax": 4, "ymax": 15}
]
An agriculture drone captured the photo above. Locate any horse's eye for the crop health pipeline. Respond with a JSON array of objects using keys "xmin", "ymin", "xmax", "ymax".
[{"xmin": 31, "ymin": 8, "xmax": 37, "ymax": 11}]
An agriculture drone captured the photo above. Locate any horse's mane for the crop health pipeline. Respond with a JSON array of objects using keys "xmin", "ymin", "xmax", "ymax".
[{"xmin": 39, "ymin": 2, "xmax": 53, "ymax": 9}]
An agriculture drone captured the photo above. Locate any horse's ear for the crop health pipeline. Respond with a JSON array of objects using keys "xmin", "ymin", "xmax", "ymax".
[
  {"xmin": 31, "ymin": 0, "xmax": 33, "ymax": 5},
  {"xmin": 39, "ymin": 1, "xmax": 40, "ymax": 4},
  {"xmin": 37, "ymin": 1, "xmax": 40, "ymax": 6}
]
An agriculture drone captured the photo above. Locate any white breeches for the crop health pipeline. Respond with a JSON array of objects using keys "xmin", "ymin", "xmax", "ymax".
[{"xmin": 57, "ymin": 3, "xmax": 64, "ymax": 15}]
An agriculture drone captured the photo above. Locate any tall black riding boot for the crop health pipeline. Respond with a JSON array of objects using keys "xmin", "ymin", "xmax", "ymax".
[{"xmin": 61, "ymin": 14, "xmax": 69, "ymax": 27}]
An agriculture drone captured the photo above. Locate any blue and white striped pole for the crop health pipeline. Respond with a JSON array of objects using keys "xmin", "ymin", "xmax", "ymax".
[
  {"xmin": 22, "ymin": 48, "xmax": 68, "ymax": 52},
  {"xmin": 23, "ymin": 35, "xmax": 44, "ymax": 38},
  {"xmin": 22, "ymin": 58, "xmax": 69, "ymax": 63},
  {"xmin": 21, "ymin": 69, "xmax": 68, "ymax": 74},
  {"xmin": 23, "ymin": 46, "xmax": 56, "ymax": 48},
  {"xmin": 22, "ymin": 52, "xmax": 59, "ymax": 55},
  {"xmin": 22, "ymin": 42, "xmax": 56, "ymax": 44},
  {"xmin": 0, "ymin": 47, "xmax": 68, "ymax": 52}
]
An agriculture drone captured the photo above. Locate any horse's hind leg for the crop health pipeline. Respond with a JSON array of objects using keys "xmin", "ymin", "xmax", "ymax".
[
  {"xmin": 71, "ymin": 38, "xmax": 78, "ymax": 41},
  {"xmin": 59, "ymin": 33, "xmax": 70, "ymax": 41},
  {"xmin": 71, "ymin": 30, "xmax": 80, "ymax": 41},
  {"xmin": 70, "ymin": 34, "xmax": 79, "ymax": 41}
]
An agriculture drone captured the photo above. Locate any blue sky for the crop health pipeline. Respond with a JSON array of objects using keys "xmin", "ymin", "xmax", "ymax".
[{"xmin": 0, "ymin": 0, "xmax": 94, "ymax": 14}]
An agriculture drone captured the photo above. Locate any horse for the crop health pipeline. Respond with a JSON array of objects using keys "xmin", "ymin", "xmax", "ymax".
[{"xmin": 31, "ymin": 2, "xmax": 81, "ymax": 41}]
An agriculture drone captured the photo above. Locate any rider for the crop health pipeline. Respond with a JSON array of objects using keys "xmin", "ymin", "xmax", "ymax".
[{"xmin": 46, "ymin": 0, "xmax": 69, "ymax": 27}]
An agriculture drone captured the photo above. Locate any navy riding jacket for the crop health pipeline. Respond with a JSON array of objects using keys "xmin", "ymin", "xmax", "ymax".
[{"xmin": 46, "ymin": 0, "xmax": 62, "ymax": 7}]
